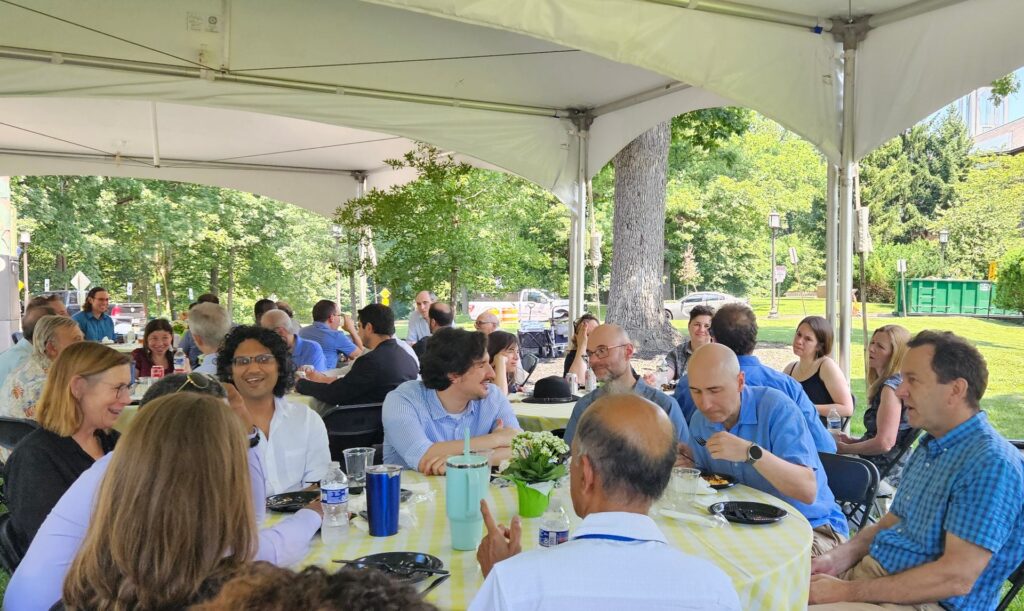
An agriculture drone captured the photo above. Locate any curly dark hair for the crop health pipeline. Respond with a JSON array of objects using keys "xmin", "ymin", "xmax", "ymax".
[
  {"xmin": 190, "ymin": 563, "xmax": 437, "ymax": 611},
  {"xmin": 710, "ymin": 303, "xmax": 758, "ymax": 356},
  {"xmin": 216, "ymin": 325, "xmax": 294, "ymax": 397},
  {"xmin": 420, "ymin": 327, "xmax": 487, "ymax": 391}
]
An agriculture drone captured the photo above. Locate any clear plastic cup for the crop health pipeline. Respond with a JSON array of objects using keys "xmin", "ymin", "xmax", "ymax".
[
  {"xmin": 343, "ymin": 447, "xmax": 375, "ymax": 494},
  {"xmin": 671, "ymin": 467, "xmax": 701, "ymax": 510}
]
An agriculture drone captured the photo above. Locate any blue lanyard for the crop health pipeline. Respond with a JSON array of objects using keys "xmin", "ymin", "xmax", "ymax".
[{"xmin": 572, "ymin": 534, "xmax": 647, "ymax": 543}]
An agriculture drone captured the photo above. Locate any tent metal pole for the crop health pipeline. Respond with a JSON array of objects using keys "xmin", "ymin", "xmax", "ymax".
[
  {"xmin": 355, "ymin": 174, "xmax": 368, "ymax": 311},
  {"xmin": 149, "ymin": 102, "xmax": 161, "ymax": 167},
  {"xmin": 0, "ymin": 46, "xmax": 566, "ymax": 119},
  {"xmin": 835, "ymin": 20, "xmax": 867, "ymax": 380},
  {"xmin": 825, "ymin": 163, "xmax": 838, "ymax": 339}
]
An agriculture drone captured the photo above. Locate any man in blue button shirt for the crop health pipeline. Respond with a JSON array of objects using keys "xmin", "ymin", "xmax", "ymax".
[
  {"xmin": 683, "ymin": 343, "xmax": 848, "ymax": 556},
  {"xmin": 563, "ymin": 324, "xmax": 689, "ymax": 447},
  {"xmin": 298, "ymin": 299, "xmax": 362, "ymax": 368},
  {"xmin": 71, "ymin": 287, "xmax": 115, "ymax": 342},
  {"xmin": 383, "ymin": 327, "xmax": 520, "ymax": 475},
  {"xmin": 809, "ymin": 331, "xmax": 1024, "ymax": 611},
  {"xmin": 260, "ymin": 309, "xmax": 326, "ymax": 372},
  {"xmin": 674, "ymin": 303, "xmax": 835, "ymax": 453}
]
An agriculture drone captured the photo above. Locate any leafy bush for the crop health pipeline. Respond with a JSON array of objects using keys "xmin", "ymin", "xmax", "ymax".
[
  {"xmin": 994, "ymin": 247, "xmax": 1024, "ymax": 315},
  {"xmin": 858, "ymin": 240, "xmax": 942, "ymax": 303}
]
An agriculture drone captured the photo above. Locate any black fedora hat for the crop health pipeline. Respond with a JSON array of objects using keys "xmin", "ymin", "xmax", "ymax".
[{"xmin": 523, "ymin": 375, "xmax": 580, "ymax": 404}]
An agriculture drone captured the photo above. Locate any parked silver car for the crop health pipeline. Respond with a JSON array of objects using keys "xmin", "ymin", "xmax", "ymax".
[{"xmin": 663, "ymin": 291, "xmax": 747, "ymax": 320}]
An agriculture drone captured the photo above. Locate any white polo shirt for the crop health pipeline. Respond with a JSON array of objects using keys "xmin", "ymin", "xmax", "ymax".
[
  {"xmin": 469, "ymin": 511, "xmax": 741, "ymax": 611},
  {"xmin": 259, "ymin": 396, "xmax": 331, "ymax": 495}
]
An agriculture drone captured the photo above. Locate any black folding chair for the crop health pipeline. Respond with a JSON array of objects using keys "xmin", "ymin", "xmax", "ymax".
[
  {"xmin": 0, "ymin": 417, "xmax": 40, "ymax": 505},
  {"xmin": 520, "ymin": 352, "xmax": 539, "ymax": 384},
  {"xmin": 819, "ymin": 451, "xmax": 881, "ymax": 533},
  {"xmin": 997, "ymin": 558, "xmax": 1024, "ymax": 611},
  {"xmin": 320, "ymin": 403, "xmax": 384, "ymax": 464}
]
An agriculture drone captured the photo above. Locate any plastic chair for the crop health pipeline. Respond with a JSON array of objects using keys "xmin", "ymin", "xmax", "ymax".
[
  {"xmin": 819, "ymin": 452, "xmax": 881, "ymax": 533},
  {"xmin": 997, "ymin": 558, "xmax": 1024, "ymax": 611},
  {"xmin": 320, "ymin": 403, "xmax": 384, "ymax": 464},
  {"xmin": 520, "ymin": 352, "xmax": 539, "ymax": 384},
  {"xmin": 0, "ymin": 416, "xmax": 39, "ymax": 455}
]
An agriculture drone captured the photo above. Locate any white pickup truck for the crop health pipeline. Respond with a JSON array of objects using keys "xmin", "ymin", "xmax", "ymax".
[{"xmin": 468, "ymin": 289, "xmax": 570, "ymax": 322}]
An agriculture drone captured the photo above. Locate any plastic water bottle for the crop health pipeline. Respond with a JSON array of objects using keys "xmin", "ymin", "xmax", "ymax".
[
  {"xmin": 584, "ymin": 365, "xmax": 597, "ymax": 392},
  {"xmin": 827, "ymin": 405, "xmax": 842, "ymax": 432},
  {"xmin": 539, "ymin": 496, "xmax": 570, "ymax": 547},
  {"xmin": 173, "ymin": 348, "xmax": 187, "ymax": 373},
  {"xmin": 320, "ymin": 461, "xmax": 349, "ymax": 545}
]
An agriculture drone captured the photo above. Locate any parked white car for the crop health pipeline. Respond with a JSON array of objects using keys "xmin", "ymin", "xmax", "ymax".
[
  {"xmin": 469, "ymin": 289, "xmax": 570, "ymax": 322},
  {"xmin": 663, "ymin": 291, "xmax": 747, "ymax": 320}
]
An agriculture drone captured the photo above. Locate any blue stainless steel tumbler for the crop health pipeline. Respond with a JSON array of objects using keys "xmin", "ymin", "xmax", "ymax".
[{"xmin": 365, "ymin": 464, "xmax": 402, "ymax": 536}]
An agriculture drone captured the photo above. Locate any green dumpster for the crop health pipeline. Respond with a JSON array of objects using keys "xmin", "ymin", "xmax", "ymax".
[{"xmin": 894, "ymin": 279, "xmax": 1019, "ymax": 317}]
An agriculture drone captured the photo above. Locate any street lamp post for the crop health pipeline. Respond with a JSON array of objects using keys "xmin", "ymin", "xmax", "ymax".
[
  {"xmin": 938, "ymin": 229, "xmax": 949, "ymax": 277},
  {"xmin": 19, "ymin": 231, "xmax": 30, "ymax": 312},
  {"xmin": 768, "ymin": 212, "xmax": 781, "ymax": 318}
]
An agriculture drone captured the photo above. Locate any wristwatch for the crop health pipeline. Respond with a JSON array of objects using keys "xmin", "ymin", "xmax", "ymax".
[{"xmin": 745, "ymin": 443, "xmax": 763, "ymax": 465}]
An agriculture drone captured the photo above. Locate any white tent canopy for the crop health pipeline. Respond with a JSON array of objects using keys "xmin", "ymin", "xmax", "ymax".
[{"xmin": 1, "ymin": 0, "xmax": 1022, "ymax": 371}]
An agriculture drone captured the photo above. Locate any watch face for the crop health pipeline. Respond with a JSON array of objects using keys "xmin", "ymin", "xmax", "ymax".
[{"xmin": 748, "ymin": 444, "xmax": 763, "ymax": 461}]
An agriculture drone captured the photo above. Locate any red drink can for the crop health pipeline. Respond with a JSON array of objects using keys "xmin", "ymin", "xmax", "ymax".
[{"xmin": 151, "ymin": 365, "xmax": 165, "ymax": 379}]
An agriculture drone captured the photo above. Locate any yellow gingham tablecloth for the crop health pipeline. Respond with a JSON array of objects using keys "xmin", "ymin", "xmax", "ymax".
[
  {"xmin": 268, "ymin": 471, "xmax": 811, "ymax": 610},
  {"xmin": 509, "ymin": 393, "xmax": 575, "ymax": 432}
]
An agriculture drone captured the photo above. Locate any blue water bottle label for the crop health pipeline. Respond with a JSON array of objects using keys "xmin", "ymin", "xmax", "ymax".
[
  {"xmin": 539, "ymin": 528, "xmax": 569, "ymax": 547},
  {"xmin": 322, "ymin": 486, "xmax": 348, "ymax": 504}
]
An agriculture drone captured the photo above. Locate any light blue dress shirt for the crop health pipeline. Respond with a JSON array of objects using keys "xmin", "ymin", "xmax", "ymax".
[
  {"xmin": 382, "ymin": 380, "xmax": 520, "ymax": 469},
  {"xmin": 406, "ymin": 311, "xmax": 431, "ymax": 343},
  {"xmin": 563, "ymin": 378, "xmax": 690, "ymax": 447},
  {"xmin": 870, "ymin": 412, "xmax": 1024, "ymax": 611},
  {"xmin": 0, "ymin": 338, "xmax": 32, "ymax": 387},
  {"xmin": 71, "ymin": 310, "xmax": 116, "ymax": 342},
  {"xmin": 193, "ymin": 353, "xmax": 218, "ymax": 375},
  {"xmin": 675, "ymin": 354, "xmax": 836, "ymax": 453},
  {"xmin": 298, "ymin": 321, "xmax": 357, "ymax": 368},
  {"xmin": 291, "ymin": 334, "xmax": 327, "ymax": 371},
  {"xmin": 688, "ymin": 385, "xmax": 848, "ymax": 536}
]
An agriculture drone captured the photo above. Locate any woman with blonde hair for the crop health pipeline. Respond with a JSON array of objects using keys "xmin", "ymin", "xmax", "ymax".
[
  {"xmin": 59, "ymin": 393, "xmax": 256, "ymax": 610},
  {"xmin": 0, "ymin": 342, "xmax": 129, "ymax": 569},
  {"xmin": 0, "ymin": 315, "xmax": 84, "ymax": 419},
  {"xmin": 784, "ymin": 315, "xmax": 854, "ymax": 425},
  {"xmin": 834, "ymin": 324, "xmax": 914, "ymax": 485}
]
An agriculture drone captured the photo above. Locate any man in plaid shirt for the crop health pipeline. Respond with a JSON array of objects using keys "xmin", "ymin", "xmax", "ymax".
[{"xmin": 808, "ymin": 331, "xmax": 1024, "ymax": 611}]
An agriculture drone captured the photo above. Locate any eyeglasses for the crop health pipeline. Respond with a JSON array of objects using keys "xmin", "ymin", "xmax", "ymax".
[
  {"xmin": 97, "ymin": 381, "xmax": 133, "ymax": 397},
  {"xmin": 583, "ymin": 344, "xmax": 630, "ymax": 361},
  {"xmin": 176, "ymin": 373, "xmax": 215, "ymax": 393},
  {"xmin": 231, "ymin": 353, "xmax": 275, "ymax": 367}
]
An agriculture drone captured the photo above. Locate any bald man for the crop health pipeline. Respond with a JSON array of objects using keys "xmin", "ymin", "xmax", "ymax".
[
  {"xmin": 682, "ymin": 343, "xmax": 848, "ymax": 556},
  {"xmin": 471, "ymin": 394, "xmax": 740, "ymax": 610},
  {"xmin": 473, "ymin": 311, "xmax": 500, "ymax": 335},
  {"xmin": 260, "ymin": 309, "xmax": 327, "ymax": 371},
  {"xmin": 562, "ymin": 324, "xmax": 688, "ymax": 446},
  {"xmin": 406, "ymin": 290, "xmax": 435, "ymax": 345}
]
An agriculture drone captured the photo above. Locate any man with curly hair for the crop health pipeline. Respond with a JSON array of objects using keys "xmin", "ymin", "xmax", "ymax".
[
  {"xmin": 383, "ymin": 327, "xmax": 520, "ymax": 475},
  {"xmin": 218, "ymin": 325, "xmax": 330, "ymax": 495}
]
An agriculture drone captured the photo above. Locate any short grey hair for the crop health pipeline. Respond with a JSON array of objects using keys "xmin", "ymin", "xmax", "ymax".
[
  {"xmin": 260, "ymin": 309, "xmax": 292, "ymax": 332},
  {"xmin": 188, "ymin": 302, "xmax": 231, "ymax": 348},
  {"xmin": 32, "ymin": 315, "xmax": 79, "ymax": 360},
  {"xmin": 140, "ymin": 373, "xmax": 228, "ymax": 407}
]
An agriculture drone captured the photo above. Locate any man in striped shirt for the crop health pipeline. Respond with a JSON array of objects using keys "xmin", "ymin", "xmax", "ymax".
[{"xmin": 809, "ymin": 331, "xmax": 1023, "ymax": 611}]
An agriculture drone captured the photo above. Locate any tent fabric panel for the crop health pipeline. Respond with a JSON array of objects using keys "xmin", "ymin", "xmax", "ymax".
[
  {"xmin": 853, "ymin": 0, "xmax": 1024, "ymax": 159},
  {"xmin": 0, "ymin": 153, "xmax": 358, "ymax": 216},
  {"xmin": 363, "ymin": 0, "xmax": 844, "ymax": 162}
]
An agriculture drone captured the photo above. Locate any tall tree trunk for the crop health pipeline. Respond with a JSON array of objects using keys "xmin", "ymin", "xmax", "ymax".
[
  {"xmin": 210, "ymin": 264, "xmax": 219, "ymax": 294},
  {"xmin": 606, "ymin": 122, "xmax": 680, "ymax": 356}
]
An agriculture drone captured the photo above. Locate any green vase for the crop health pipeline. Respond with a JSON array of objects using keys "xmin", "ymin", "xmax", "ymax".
[{"xmin": 514, "ymin": 480, "xmax": 551, "ymax": 518}]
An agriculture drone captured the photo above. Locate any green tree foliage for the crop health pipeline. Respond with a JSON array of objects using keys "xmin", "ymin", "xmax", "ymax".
[
  {"xmin": 335, "ymin": 143, "xmax": 570, "ymax": 307},
  {"xmin": 938, "ymin": 154, "xmax": 1024, "ymax": 278},
  {"xmin": 993, "ymin": 246, "xmax": 1024, "ymax": 315},
  {"xmin": 12, "ymin": 176, "xmax": 340, "ymax": 322},
  {"xmin": 990, "ymin": 73, "xmax": 1021, "ymax": 106},
  {"xmin": 859, "ymin": 108, "xmax": 972, "ymax": 244}
]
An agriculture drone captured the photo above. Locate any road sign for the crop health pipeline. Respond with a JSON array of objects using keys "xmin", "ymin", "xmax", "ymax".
[
  {"xmin": 126, "ymin": 282, "xmax": 133, "ymax": 296},
  {"xmin": 896, "ymin": 259, "xmax": 907, "ymax": 273},
  {"xmin": 788, "ymin": 247, "xmax": 798, "ymax": 265},
  {"xmin": 70, "ymin": 271, "xmax": 91, "ymax": 291},
  {"xmin": 380, "ymin": 288, "xmax": 391, "ymax": 306},
  {"xmin": 188, "ymin": 287, "xmax": 194, "ymax": 300},
  {"xmin": 988, "ymin": 261, "xmax": 998, "ymax": 281},
  {"xmin": 773, "ymin": 265, "xmax": 787, "ymax": 283},
  {"xmin": 44, "ymin": 278, "xmax": 50, "ymax": 292},
  {"xmin": 155, "ymin": 283, "xmax": 162, "ymax": 297}
]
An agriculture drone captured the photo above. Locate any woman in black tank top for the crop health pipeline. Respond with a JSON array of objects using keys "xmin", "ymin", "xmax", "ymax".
[{"xmin": 785, "ymin": 316, "xmax": 854, "ymax": 427}]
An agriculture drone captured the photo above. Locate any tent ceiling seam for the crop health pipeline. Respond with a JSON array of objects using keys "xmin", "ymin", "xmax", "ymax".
[
  {"xmin": 640, "ymin": 0, "xmax": 831, "ymax": 32},
  {"xmin": 0, "ymin": 119, "xmax": 154, "ymax": 169},
  {"xmin": 0, "ymin": 45, "xmax": 570, "ymax": 119}
]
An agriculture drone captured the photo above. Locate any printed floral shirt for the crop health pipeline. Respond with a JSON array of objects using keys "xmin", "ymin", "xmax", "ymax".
[{"xmin": 0, "ymin": 352, "xmax": 50, "ymax": 419}]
